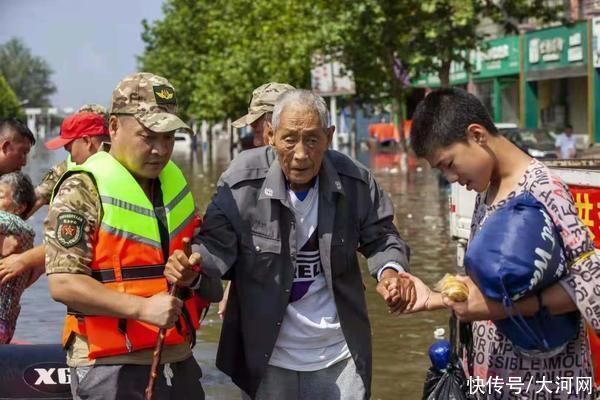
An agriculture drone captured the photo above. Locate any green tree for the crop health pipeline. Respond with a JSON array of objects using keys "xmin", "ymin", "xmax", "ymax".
[
  {"xmin": 320, "ymin": 0, "xmax": 565, "ymax": 151},
  {"xmin": 140, "ymin": 0, "xmax": 339, "ymax": 121},
  {"xmin": 140, "ymin": 0, "xmax": 565, "ymax": 124},
  {"xmin": 0, "ymin": 74, "xmax": 24, "ymax": 119},
  {"xmin": 0, "ymin": 38, "xmax": 57, "ymax": 107},
  {"xmin": 333, "ymin": 0, "xmax": 565, "ymax": 96},
  {"xmin": 406, "ymin": 0, "xmax": 565, "ymax": 87}
]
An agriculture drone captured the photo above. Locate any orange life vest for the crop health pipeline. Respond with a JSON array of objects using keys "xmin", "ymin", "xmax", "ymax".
[{"xmin": 54, "ymin": 152, "xmax": 207, "ymax": 359}]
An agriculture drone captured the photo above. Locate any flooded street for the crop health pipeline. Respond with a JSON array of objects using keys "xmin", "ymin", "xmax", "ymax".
[{"xmin": 15, "ymin": 140, "xmax": 455, "ymax": 400}]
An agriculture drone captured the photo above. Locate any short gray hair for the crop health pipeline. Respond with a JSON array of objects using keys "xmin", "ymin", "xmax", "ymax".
[
  {"xmin": 272, "ymin": 90, "xmax": 330, "ymax": 132},
  {"xmin": 0, "ymin": 172, "xmax": 35, "ymax": 217}
]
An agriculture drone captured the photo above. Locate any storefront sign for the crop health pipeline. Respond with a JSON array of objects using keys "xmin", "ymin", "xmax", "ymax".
[
  {"xmin": 472, "ymin": 36, "xmax": 520, "ymax": 79},
  {"xmin": 593, "ymin": 17, "xmax": 600, "ymax": 68},
  {"xmin": 525, "ymin": 22, "xmax": 588, "ymax": 72}
]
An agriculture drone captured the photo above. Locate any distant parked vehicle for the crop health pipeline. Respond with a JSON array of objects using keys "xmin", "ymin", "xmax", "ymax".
[
  {"xmin": 173, "ymin": 130, "xmax": 193, "ymax": 153},
  {"xmin": 499, "ymin": 127, "xmax": 557, "ymax": 159}
]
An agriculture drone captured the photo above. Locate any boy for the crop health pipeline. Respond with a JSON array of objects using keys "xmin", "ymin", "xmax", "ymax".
[{"xmin": 405, "ymin": 88, "xmax": 599, "ymax": 399}]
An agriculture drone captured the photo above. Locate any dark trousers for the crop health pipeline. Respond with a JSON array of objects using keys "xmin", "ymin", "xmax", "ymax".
[{"xmin": 70, "ymin": 356, "xmax": 204, "ymax": 400}]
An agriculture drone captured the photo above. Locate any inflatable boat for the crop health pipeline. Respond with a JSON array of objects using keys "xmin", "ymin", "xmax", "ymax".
[{"xmin": 0, "ymin": 344, "xmax": 71, "ymax": 399}]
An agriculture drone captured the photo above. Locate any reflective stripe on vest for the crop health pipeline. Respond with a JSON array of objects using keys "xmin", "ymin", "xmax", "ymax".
[
  {"xmin": 54, "ymin": 151, "xmax": 203, "ymax": 358},
  {"xmin": 66, "ymin": 154, "xmax": 75, "ymax": 169}
]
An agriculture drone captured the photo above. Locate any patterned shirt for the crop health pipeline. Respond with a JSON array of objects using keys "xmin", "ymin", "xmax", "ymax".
[
  {"xmin": 468, "ymin": 159, "xmax": 599, "ymax": 399},
  {"xmin": 0, "ymin": 211, "xmax": 35, "ymax": 341}
]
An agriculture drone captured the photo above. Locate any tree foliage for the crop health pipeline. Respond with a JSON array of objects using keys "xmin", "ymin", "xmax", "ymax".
[
  {"xmin": 403, "ymin": 0, "xmax": 565, "ymax": 86},
  {"xmin": 140, "ymin": 0, "xmax": 339, "ymax": 121},
  {"xmin": 140, "ymin": 0, "xmax": 566, "ymax": 120},
  {"xmin": 0, "ymin": 74, "xmax": 23, "ymax": 119},
  {"xmin": 0, "ymin": 38, "xmax": 56, "ymax": 107},
  {"xmin": 332, "ymin": 0, "xmax": 564, "ymax": 92}
]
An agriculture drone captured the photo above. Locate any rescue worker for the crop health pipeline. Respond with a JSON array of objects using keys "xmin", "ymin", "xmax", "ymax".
[
  {"xmin": 232, "ymin": 82, "xmax": 295, "ymax": 147},
  {"xmin": 45, "ymin": 73, "xmax": 217, "ymax": 400},
  {"xmin": 32, "ymin": 103, "xmax": 109, "ymax": 215},
  {"xmin": 0, "ymin": 107, "xmax": 109, "ymax": 286}
]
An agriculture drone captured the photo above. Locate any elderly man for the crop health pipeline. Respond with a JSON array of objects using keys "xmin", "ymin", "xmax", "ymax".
[
  {"xmin": 232, "ymin": 82, "xmax": 294, "ymax": 147},
  {"xmin": 166, "ymin": 89, "xmax": 413, "ymax": 399},
  {"xmin": 45, "ymin": 73, "xmax": 214, "ymax": 400}
]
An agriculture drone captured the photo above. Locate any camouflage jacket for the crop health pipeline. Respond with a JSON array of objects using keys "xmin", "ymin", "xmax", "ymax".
[{"xmin": 36, "ymin": 160, "xmax": 69, "ymax": 206}]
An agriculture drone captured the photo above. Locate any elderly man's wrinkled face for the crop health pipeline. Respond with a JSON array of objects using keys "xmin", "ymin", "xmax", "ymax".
[{"xmin": 272, "ymin": 105, "xmax": 333, "ymax": 191}]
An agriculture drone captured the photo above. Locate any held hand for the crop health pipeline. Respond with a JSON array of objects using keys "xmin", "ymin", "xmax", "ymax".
[
  {"xmin": 398, "ymin": 272, "xmax": 436, "ymax": 313},
  {"xmin": 164, "ymin": 238, "xmax": 202, "ymax": 287},
  {"xmin": 0, "ymin": 253, "xmax": 29, "ymax": 283},
  {"xmin": 376, "ymin": 270, "xmax": 416, "ymax": 313},
  {"xmin": 138, "ymin": 292, "xmax": 183, "ymax": 329},
  {"xmin": 442, "ymin": 276, "xmax": 505, "ymax": 321}
]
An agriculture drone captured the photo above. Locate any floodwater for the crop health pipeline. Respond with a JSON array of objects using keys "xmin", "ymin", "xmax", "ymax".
[{"xmin": 15, "ymin": 139, "xmax": 455, "ymax": 399}]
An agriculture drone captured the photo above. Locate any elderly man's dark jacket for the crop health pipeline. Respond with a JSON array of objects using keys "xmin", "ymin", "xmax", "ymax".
[{"xmin": 193, "ymin": 146, "xmax": 409, "ymax": 398}]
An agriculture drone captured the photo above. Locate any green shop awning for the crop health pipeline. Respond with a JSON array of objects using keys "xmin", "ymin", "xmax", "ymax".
[{"xmin": 524, "ymin": 21, "xmax": 588, "ymax": 81}]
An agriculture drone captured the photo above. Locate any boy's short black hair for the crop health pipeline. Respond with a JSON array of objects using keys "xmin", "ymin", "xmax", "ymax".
[
  {"xmin": 410, "ymin": 88, "xmax": 498, "ymax": 157},
  {"xmin": 0, "ymin": 118, "xmax": 36, "ymax": 145},
  {"xmin": 0, "ymin": 172, "xmax": 36, "ymax": 218}
]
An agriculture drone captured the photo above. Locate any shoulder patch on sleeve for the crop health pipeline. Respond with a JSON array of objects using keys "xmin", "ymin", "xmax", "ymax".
[{"xmin": 56, "ymin": 212, "xmax": 86, "ymax": 248}]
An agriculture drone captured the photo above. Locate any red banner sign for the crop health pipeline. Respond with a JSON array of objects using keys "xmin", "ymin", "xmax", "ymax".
[
  {"xmin": 569, "ymin": 185, "xmax": 600, "ymax": 249},
  {"xmin": 569, "ymin": 185, "xmax": 600, "ymax": 388}
]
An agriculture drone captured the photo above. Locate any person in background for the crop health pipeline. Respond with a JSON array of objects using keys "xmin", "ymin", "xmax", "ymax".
[
  {"xmin": 32, "ymin": 104, "xmax": 109, "ymax": 214},
  {"xmin": 0, "ymin": 118, "xmax": 35, "ymax": 175},
  {"xmin": 0, "ymin": 172, "xmax": 36, "ymax": 343},
  {"xmin": 555, "ymin": 124, "xmax": 577, "ymax": 159},
  {"xmin": 232, "ymin": 82, "xmax": 295, "ymax": 148},
  {"xmin": 0, "ymin": 110, "xmax": 110, "ymax": 285}
]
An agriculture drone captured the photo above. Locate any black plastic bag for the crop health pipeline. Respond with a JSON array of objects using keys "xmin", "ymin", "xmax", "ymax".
[
  {"xmin": 422, "ymin": 366, "xmax": 443, "ymax": 399},
  {"xmin": 423, "ymin": 357, "xmax": 471, "ymax": 400},
  {"xmin": 422, "ymin": 315, "xmax": 474, "ymax": 400}
]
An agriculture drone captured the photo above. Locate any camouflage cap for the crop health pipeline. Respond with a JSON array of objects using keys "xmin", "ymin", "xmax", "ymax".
[
  {"xmin": 78, "ymin": 103, "xmax": 108, "ymax": 117},
  {"xmin": 232, "ymin": 82, "xmax": 295, "ymax": 128},
  {"xmin": 109, "ymin": 72, "xmax": 192, "ymax": 134}
]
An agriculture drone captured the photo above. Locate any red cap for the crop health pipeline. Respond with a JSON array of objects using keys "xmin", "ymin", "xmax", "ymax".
[{"xmin": 45, "ymin": 112, "xmax": 108, "ymax": 150}]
